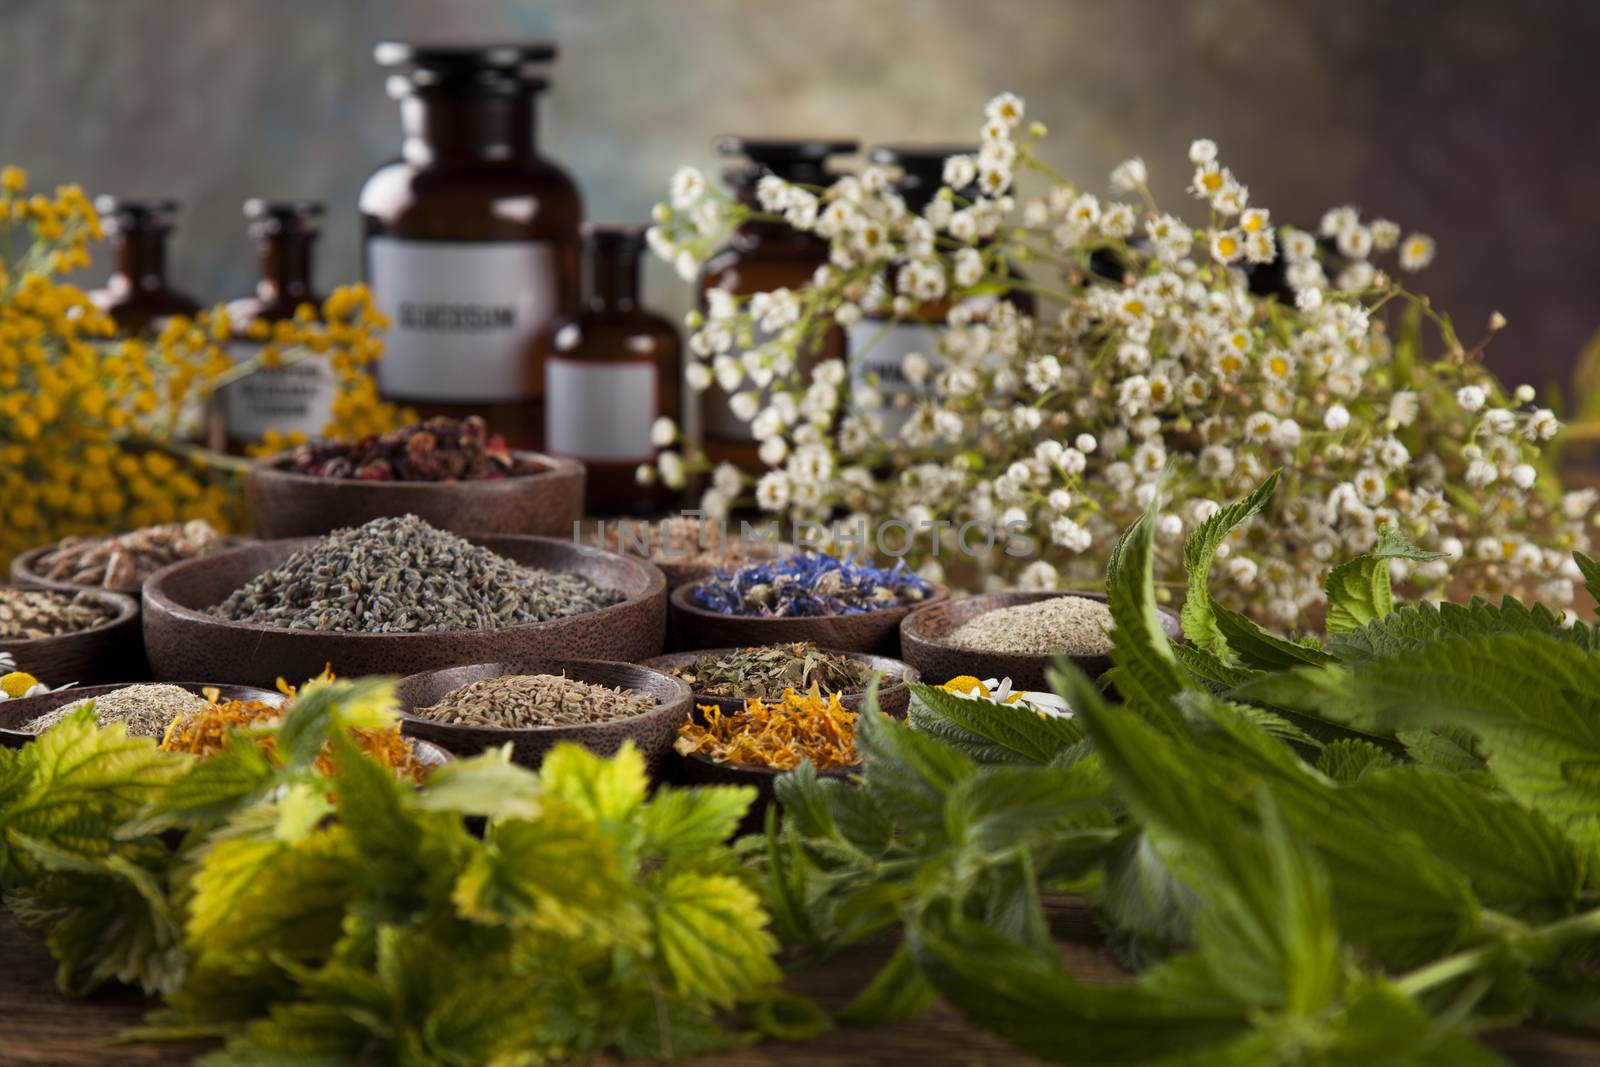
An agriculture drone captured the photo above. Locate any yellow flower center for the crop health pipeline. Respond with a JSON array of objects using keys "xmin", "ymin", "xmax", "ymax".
[
  {"xmin": 1, "ymin": 671, "xmax": 39, "ymax": 698},
  {"xmin": 1216, "ymin": 235, "xmax": 1238, "ymax": 257}
]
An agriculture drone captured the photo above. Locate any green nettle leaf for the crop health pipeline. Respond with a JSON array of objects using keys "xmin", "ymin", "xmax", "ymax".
[
  {"xmin": 1104, "ymin": 488, "xmax": 1192, "ymax": 729},
  {"xmin": 1329, "ymin": 596, "xmax": 1600, "ymax": 665},
  {"xmin": 1345, "ymin": 767, "xmax": 1587, "ymax": 920},
  {"xmin": 905, "ymin": 681, "xmax": 1085, "ymax": 764},
  {"xmin": 1098, "ymin": 830, "xmax": 1196, "ymax": 967},
  {"xmin": 1315, "ymin": 739, "xmax": 1394, "ymax": 783},
  {"xmin": 185, "ymin": 831, "xmax": 359, "ymax": 966},
  {"xmin": 855, "ymin": 705, "xmax": 977, "ymax": 832},
  {"xmin": 652, "ymin": 870, "xmax": 781, "ymax": 1007},
  {"xmin": 638, "ymin": 783, "xmax": 755, "ymax": 857},
  {"xmin": 1398, "ymin": 726, "xmax": 1488, "ymax": 774},
  {"xmin": 1181, "ymin": 470, "xmax": 1280, "ymax": 659},
  {"xmin": 943, "ymin": 760, "xmax": 1110, "ymax": 853},
  {"xmin": 539, "ymin": 741, "xmax": 649, "ymax": 824},
  {"xmin": 126, "ymin": 736, "xmax": 273, "ymax": 835},
  {"xmin": 1212, "ymin": 606, "xmax": 1332, "ymax": 671},
  {"xmin": 411, "ymin": 746, "xmax": 542, "ymax": 821},
  {"xmin": 1574, "ymin": 551, "xmax": 1600, "ymax": 606},
  {"xmin": 451, "ymin": 800, "xmax": 639, "ymax": 942},
  {"xmin": 1323, "ymin": 554, "xmax": 1394, "ymax": 637},
  {"xmin": 275, "ymin": 678, "xmax": 400, "ymax": 770},
  {"xmin": 838, "ymin": 940, "xmax": 936, "ymax": 1025},
  {"xmin": 1172, "ymin": 642, "xmax": 1261, "ymax": 691}
]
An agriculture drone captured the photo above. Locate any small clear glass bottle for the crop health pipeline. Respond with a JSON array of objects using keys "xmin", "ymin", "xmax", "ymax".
[
  {"xmin": 847, "ymin": 145, "xmax": 1033, "ymax": 438},
  {"xmin": 361, "ymin": 42, "xmax": 582, "ymax": 450},
  {"xmin": 697, "ymin": 136, "xmax": 856, "ymax": 474},
  {"xmin": 540, "ymin": 224, "xmax": 682, "ymax": 515},
  {"xmin": 222, "ymin": 200, "xmax": 335, "ymax": 448},
  {"xmin": 88, "ymin": 197, "xmax": 200, "ymax": 338}
]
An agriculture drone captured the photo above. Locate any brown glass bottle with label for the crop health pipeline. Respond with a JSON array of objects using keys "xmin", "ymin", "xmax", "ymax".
[
  {"xmin": 539, "ymin": 224, "xmax": 681, "ymax": 515},
  {"xmin": 847, "ymin": 145, "xmax": 1034, "ymax": 439},
  {"xmin": 360, "ymin": 42, "xmax": 581, "ymax": 450},
  {"xmin": 696, "ymin": 137, "xmax": 856, "ymax": 474},
  {"xmin": 222, "ymin": 200, "xmax": 334, "ymax": 449},
  {"xmin": 88, "ymin": 197, "xmax": 200, "ymax": 337}
]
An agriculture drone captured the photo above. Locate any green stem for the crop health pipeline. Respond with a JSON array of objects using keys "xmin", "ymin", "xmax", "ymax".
[{"xmin": 1394, "ymin": 905, "xmax": 1600, "ymax": 997}]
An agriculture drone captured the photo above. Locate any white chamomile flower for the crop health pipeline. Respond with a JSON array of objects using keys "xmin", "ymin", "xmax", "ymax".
[
  {"xmin": 755, "ymin": 470, "xmax": 791, "ymax": 511},
  {"xmin": 986, "ymin": 91, "xmax": 1025, "ymax": 127},
  {"xmin": 1100, "ymin": 202, "xmax": 1137, "ymax": 239},
  {"xmin": 1244, "ymin": 411, "xmax": 1278, "ymax": 443},
  {"xmin": 1336, "ymin": 225, "xmax": 1373, "ymax": 260},
  {"xmin": 1109, "ymin": 157, "xmax": 1147, "ymax": 193},
  {"xmin": 685, "ymin": 362, "xmax": 713, "ymax": 391},
  {"xmin": 758, "ymin": 436, "xmax": 788, "ymax": 467},
  {"xmin": 1524, "ymin": 408, "xmax": 1560, "ymax": 441},
  {"xmin": 1210, "ymin": 229, "xmax": 1244, "ymax": 264},
  {"xmin": 1295, "ymin": 287, "xmax": 1323, "ymax": 311},
  {"xmin": 1399, "ymin": 233, "xmax": 1436, "ymax": 271},
  {"xmin": 1319, "ymin": 205, "xmax": 1359, "ymax": 237},
  {"xmin": 658, "ymin": 450, "xmax": 686, "ymax": 490},
  {"xmin": 649, "ymin": 417, "xmax": 678, "ymax": 448},
  {"xmin": 1189, "ymin": 138, "xmax": 1218, "ymax": 165},
  {"xmin": 1370, "ymin": 218, "xmax": 1400, "ymax": 251},
  {"xmin": 670, "ymin": 166, "xmax": 706, "ymax": 210},
  {"xmin": 1511, "ymin": 463, "xmax": 1538, "ymax": 489},
  {"xmin": 1074, "ymin": 433, "xmax": 1097, "ymax": 454},
  {"xmin": 1456, "ymin": 384, "xmax": 1487, "ymax": 412}
]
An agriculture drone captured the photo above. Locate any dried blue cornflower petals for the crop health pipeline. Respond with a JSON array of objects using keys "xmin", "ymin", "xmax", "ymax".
[{"xmin": 690, "ymin": 553, "xmax": 933, "ymax": 617}]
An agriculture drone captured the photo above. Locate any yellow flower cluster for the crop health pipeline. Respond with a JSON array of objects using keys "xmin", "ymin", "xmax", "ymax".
[{"xmin": 0, "ymin": 166, "xmax": 412, "ymax": 568}]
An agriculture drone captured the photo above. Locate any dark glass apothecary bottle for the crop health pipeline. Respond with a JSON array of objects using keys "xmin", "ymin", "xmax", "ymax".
[
  {"xmin": 222, "ymin": 199, "xmax": 334, "ymax": 447},
  {"xmin": 360, "ymin": 42, "xmax": 582, "ymax": 450},
  {"xmin": 88, "ymin": 197, "xmax": 200, "ymax": 338},
  {"xmin": 848, "ymin": 145, "xmax": 1034, "ymax": 439},
  {"xmin": 697, "ymin": 137, "xmax": 856, "ymax": 474},
  {"xmin": 539, "ymin": 224, "xmax": 681, "ymax": 515}
]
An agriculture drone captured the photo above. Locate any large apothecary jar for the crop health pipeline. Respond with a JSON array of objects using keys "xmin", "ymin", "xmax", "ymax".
[{"xmin": 360, "ymin": 42, "xmax": 582, "ymax": 449}]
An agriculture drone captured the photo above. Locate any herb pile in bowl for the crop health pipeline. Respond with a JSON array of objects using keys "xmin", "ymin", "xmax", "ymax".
[{"xmin": 690, "ymin": 553, "xmax": 932, "ymax": 617}]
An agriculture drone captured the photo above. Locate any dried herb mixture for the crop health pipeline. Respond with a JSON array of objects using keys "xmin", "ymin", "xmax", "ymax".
[
  {"xmin": 675, "ymin": 688, "xmax": 859, "ymax": 771},
  {"xmin": 670, "ymin": 642, "xmax": 882, "ymax": 699},
  {"xmin": 690, "ymin": 553, "xmax": 932, "ymax": 618},
  {"xmin": 284, "ymin": 415, "xmax": 541, "ymax": 481}
]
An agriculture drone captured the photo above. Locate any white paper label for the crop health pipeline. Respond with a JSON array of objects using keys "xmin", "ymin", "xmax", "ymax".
[
  {"xmin": 545, "ymin": 358, "xmax": 656, "ymax": 461},
  {"xmin": 224, "ymin": 342, "xmax": 339, "ymax": 442},
  {"xmin": 367, "ymin": 237, "xmax": 558, "ymax": 402},
  {"xmin": 846, "ymin": 319, "xmax": 949, "ymax": 435}
]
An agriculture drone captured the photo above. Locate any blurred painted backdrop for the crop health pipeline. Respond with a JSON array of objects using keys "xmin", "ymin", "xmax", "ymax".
[{"xmin": 4, "ymin": 0, "xmax": 1598, "ymax": 392}]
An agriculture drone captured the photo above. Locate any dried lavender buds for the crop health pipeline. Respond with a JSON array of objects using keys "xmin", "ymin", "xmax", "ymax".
[
  {"xmin": 284, "ymin": 415, "xmax": 541, "ymax": 481},
  {"xmin": 0, "ymin": 588, "xmax": 117, "ymax": 639},
  {"xmin": 946, "ymin": 596, "xmax": 1116, "ymax": 656},
  {"xmin": 23, "ymin": 683, "xmax": 208, "ymax": 738},
  {"xmin": 690, "ymin": 553, "xmax": 933, "ymax": 617},
  {"xmin": 207, "ymin": 515, "xmax": 623, "ymax": 633},
  {"xmin": 31, "ymin": 520, "xmax": 224, "ymax": 591},
  {"xmin": 670, "ymin": 643, "xmax": 882, "ymax": 700},
  {"xmin": 416, "ymin": 673, "xmax": 656, "ymax": 728}
]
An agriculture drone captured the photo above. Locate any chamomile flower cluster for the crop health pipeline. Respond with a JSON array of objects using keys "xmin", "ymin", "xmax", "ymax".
[
  {"xmin": 643, "ymin": 99, "xmax": 1591, "ymax": 626},
  {"xmin": 0, "ymin": 166, "xmax": 410, "ymax": 569}
]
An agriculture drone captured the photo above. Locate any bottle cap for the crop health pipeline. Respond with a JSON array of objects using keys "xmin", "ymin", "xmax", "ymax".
[
  {"xmin": 93, "ymin": 197, "xmax": 181, "ymax": 234},
  {"xmin": 714, "ymin": 136, "xmax": 859, "ymax": 189},
  {"xmin": 582, "ymin": 221, "xmax": 648, "ymax": 253},
  {"xmin": 243, "ymin": 199, "xmax": 324, "ymax": 239},
  {"xmin": 376, "ymin": 42, "xmax": 555, "ymax": 93},
  {"xmin": 869, "ymin": 144, "xmax": 979, "ymax": 211}
]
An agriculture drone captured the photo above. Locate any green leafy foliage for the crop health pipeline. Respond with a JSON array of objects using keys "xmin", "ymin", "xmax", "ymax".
[
  {"xmin": 0, "ymin": 680, "xmax": 780, "ymax": 1063},
  {"xmin": 1181, "ymin": 470, "xmax": 1279, "ymax": 658}
]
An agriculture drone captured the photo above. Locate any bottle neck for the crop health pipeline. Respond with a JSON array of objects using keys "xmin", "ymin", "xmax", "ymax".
[
  {"xmin": 257, "ymin": 233, "xmax": 316, "ymax": 304},
  {"xmin": 400, "ymin": 88, "xmax": 538, "ymax": 164},
  {"xmin": 114, "ymin": 229, "xmax": 172, "ymax": 291},
  {"xmin": 589, "ymin": 247, "xmax": 641, "ymax": 312}
]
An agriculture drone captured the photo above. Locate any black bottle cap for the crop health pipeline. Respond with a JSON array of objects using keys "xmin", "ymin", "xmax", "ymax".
[
  {"xmin": 869, "ymin": 144, "xmax": 978, "ymax": 211},
  {"xmin": 93, "ymin": 197, "xmax": 181, "ymax": 233},
  {"xmin": 582, "ymin": 221, "xmax": 648, "ymax": 253},
  {"xmin": 243, "ymin": 199, "xmax": 324, "ymax": 239},
  {"xmin": 377, "ymin": 42, "xmax": 555, "ymax": 93},
  {"xmin": 714, "ymin": 136, "xmax": 859, "ymax": 188}
]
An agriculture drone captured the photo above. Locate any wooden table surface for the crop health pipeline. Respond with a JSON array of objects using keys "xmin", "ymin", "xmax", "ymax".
[{"xmin": 4, "ymin": 899, "xmax": 1600, "ymax": 1065}]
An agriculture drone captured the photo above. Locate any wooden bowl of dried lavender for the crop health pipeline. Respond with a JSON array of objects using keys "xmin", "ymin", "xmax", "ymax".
[
  {"xmin": 899, "ymin": 590, "xmax": 1182, "ymax": 692},
  {"xmin": 394, "ymin": 658, "xmax": 692, "ymax": 774},
  {"xmin": 0, "ymin": 681, "xmax": 283, "ymax": 749},
  {"xmin": 0, "ymin": 585, "xmax": 144, "ymax": 688},
  {"xmin": 244, "ymin": 417, "xmax": 583, "ymax": 539},
  {"xmin": 668, "ymin": 553, "xmax": 946, "ymax": 656},
  {"xmin": 642, "ymin": 643, "xmax": 919, "ymax": 718},
  {"xmin": 141, "ymin": 516, "xmax": 667, "ymax": 689}
]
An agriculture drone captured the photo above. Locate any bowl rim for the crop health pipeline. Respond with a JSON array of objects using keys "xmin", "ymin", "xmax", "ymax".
[
  {"xmin": 678, "ymin": 745, "xmax": 861, "ymax": 778},
  {"xmin": 0, "ymin": 680, "xmax": 287, "ymax": 743},
  {"xmin": 395, "ymin": 657, "xmax": 693, "ymax": 737},
  {"xmin": 668, "ymin": 577, "xmax": 950, "ymax": 622},
  {"xmin": 141, "ymin": 534, "xmax": 667, "ymax": 641},
  {"xmin": 642, "ymin": 646, "xmax": 919, "ymax": 699},
  {"xmin": 246, "ymin": 448, "xmax": 581, "ymax": 490},
  {"xmin": 900, "ymin": 588, "xmax": 1177, "ymax": 660},
  {"xmin": 10, "ymin": 536, "xmax": 249, "ymax": 597},
  {"xmin": 0, "ymin": 584, "xmax": 140, "ymax": 647}
]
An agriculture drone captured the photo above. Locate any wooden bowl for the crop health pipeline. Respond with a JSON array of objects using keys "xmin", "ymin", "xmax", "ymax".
[
  {"xmin": 667, "ymin": 582, "xmax": 948, "ymax": 656},
  {"xmin": 0, "ymin": 680, "xmax": 283, "ymax": 748},
  {"xmin": 680, "ymin": 750, "xmax": 858, "ymax": 834},
  {"xmin": 244, "ymin": 450, "xmax": 585, "ymax": 539},
  {"xmin": 394, "ymin": 658, "xmax": 692, "ymax": 774},
  {"xmin": 899, "ymin": 590, "xmax": 1181, "ymax": 692},
  {"xmin": 0, "ymin": 586, "xmax": 144, "ymax": 688},
  {"xmin": 641, "ymin": 647, "xmax": 918, "ymax": 718},
  {"xmin": 10, "ymin": 536, "xmax": 247, "ymax": 597},
  {"xmin": 142, "ymin": 536, "xmax": 667, "ymax": 689}
]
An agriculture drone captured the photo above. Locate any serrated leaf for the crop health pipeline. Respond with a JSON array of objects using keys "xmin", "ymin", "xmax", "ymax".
[
  {"xmin": 1574, "ymin": 551, "xmax": 1600, "ymax": 606},
  {"xmin": 1345, "ymin": 767, "xmax": 1586, "ymax": 920},
  {"xmin": 275, "ymin": 678, "xmax": 399, "ymax": 770},
  {"xmin": 1315, "ymin": 739, "xmax": 1394, "ymax": 782},
  {"xmin": 1324, "ymin": 554, "xmax": 1393, "ymax": 636},
  {"xmin": 1399, "ymin": 726, "xmax": 1487, "ymax": 773},
  {"xmin": 411, "ymin": 745, "xmax": 541, "ymax": 820},
  {"xmin": 186, "ymin": 830, "xmax": 358, "ymax": 966},
  {"xmin": 944, "ymin": 760, "xmax": 1109, "ymax": 852},
  {"xmin": 1330, "ymin": 597, "xmax": 1600, "ymax": 665},
  {"xmin": 1214, "ymin": 606, "xmax": 1332, "ymax": 670},
  {"xmin": 1173, "ymin": 642, "xmax": 1262, "ymax": 691},
  {"xmin": 539, "ymin": 741, "xmax": 647, "ymax": 824},
  {"xmin": 652, "ymin": 870, "xmax": 781, "ymax": 1007},
  {"xmin": 906, "ymin": 680, "xmax": 1085, "ymax": 765},
  {"xmin": 838, "ymin": 940, "xmax": 935, "ymax": 1024},
  {"xmin": 855, "ymin": 706, "xmax": 976, "ymax": 832},
  {"xmin": 639, "ymin": 783, "xmax": 754, "ymax": 857},
  {"xmin": 126, "ymin": 736, "xmax": 273, "ymax": 836},
  {"xmin": 1104, "ymin": 486, "xmax": 1192, "ymax": 730},
  {"xmin": 1181, "ymin": 471, "xmax": 1280, "ymax": 659}
]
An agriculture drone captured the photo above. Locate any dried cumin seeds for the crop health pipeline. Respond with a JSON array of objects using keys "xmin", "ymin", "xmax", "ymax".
[{"xmin": 416, "ymin": 673, "xmax": 656, "ymax": 728}]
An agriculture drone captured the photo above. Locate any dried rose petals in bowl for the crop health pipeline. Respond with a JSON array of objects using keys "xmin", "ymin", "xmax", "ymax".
[{"xmin": 284, "ymin": 415, "xmax": 544, "ymax": 482}]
